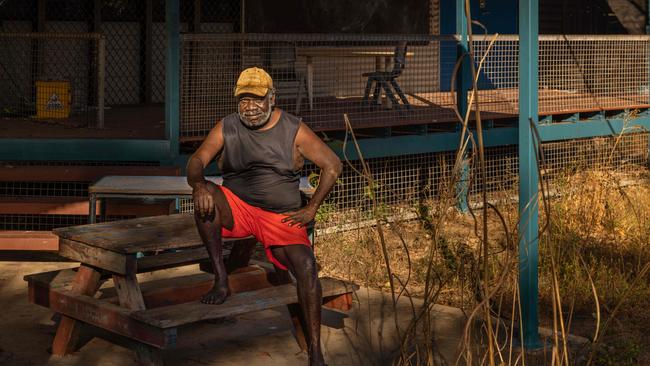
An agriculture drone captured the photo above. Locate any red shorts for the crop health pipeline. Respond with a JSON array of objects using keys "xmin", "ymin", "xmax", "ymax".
[{"xmin": 220, "ymin": 186, "xmax": 311, "ymax": 270}]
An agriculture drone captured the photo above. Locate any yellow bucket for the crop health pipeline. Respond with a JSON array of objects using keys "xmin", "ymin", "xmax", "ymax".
[{"xmin": 36, "ymin": 80, "xmax": 71, "ymax": 119}]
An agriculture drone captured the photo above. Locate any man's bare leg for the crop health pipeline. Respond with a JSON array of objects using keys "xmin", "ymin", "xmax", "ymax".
[
  {"xmin": 271, "ymin": 245, "xmax": 324, "ymax": 366},
  {"xmin": 193, "ymin": 182, "xmax": 234, "ymax": 305}
]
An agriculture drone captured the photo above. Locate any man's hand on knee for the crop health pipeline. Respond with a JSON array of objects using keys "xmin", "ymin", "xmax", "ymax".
[{"xmin": 193, "ymin": 182, "xmax": 215, "ymax": 218}]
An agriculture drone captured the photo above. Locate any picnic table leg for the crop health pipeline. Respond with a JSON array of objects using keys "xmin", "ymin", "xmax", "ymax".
[
  {"xmin": 113, "ymin": 272, "xmax": 164, "ymax": 366},
  {"xmin": 51, "ymin": 265, "xmax": 102, "ymax": 356},
  {"xmin": 287, "ymin": 303, "xmax": 309, "ymax": 351},
  {"xmin": 224, "ymin": 237, "xmax": 257, "ymax": 273},
  {"xmin": 88, "ymin": 193, "xmax": 97, "ymax": 224}
]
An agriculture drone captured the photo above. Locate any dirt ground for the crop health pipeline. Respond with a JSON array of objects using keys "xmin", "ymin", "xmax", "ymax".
[{"xmin": 0, "ymin": 256, "xmax": 466, "ymax": 366}]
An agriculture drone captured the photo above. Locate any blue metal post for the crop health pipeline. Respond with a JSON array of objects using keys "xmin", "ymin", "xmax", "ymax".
[
  {"xmin": 455, "ymin": 0, "xmax": 470, "ymax": 212},
  {"xmin": 165, "ymin": 0, "xmax": 181, "ymax": 160},
  {"xmin": 518, "ymin": 0, "xmax": 542, "ymax": 349}
]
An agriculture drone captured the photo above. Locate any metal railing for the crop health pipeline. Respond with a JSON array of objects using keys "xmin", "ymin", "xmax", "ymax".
[
  {"xmin": 180, "ymin": 33, "xmax": 447, "ymax": 138},
  {"xmin": 180, "ymin": 33, "xmax": 650, "ymax": 139},
  {"xmin": 472, "ymin": 34, "xmax": 650, "ymax": 116}
]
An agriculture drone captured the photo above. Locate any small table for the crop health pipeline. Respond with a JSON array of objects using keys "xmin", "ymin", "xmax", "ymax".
[
  {"xmin": 295, "ymin": 47, "xmax": 415, "ymax": 110},
  {"xmin": 89, "ymin": 175, "xmax": 315, "ymax": 224},
  {"xmin": 26, "ymin": 213, "xmax": 356, "ymax": 365}
]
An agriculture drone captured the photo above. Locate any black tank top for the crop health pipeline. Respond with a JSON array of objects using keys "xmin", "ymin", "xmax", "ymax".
[{"xmin": 220, "ymin": 110, "xmax": 302, "ymax": 213}]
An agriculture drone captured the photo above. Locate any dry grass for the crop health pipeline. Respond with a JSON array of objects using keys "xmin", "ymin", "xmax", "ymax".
[{"xmin": 314, "ymin": 169, "xmax": 650, "ymax": 365}]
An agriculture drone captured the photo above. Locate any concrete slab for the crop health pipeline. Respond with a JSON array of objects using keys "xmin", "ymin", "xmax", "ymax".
[{"xmin": 0, "ymin": 260, "xmax": 466, "ymax": 366}]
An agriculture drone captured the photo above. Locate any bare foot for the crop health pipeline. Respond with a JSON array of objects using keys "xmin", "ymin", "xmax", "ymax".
[{"xmin": 200, "ymin": 283, "xmax": 229, "ymax": 305}]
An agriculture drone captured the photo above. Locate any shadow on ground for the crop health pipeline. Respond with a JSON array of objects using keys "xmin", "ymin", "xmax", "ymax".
[{"xmin": 0, "ymin": 261, "xmax": 466, "ymax": 366}]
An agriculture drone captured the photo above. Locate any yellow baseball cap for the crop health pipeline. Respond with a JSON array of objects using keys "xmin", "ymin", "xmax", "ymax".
[{"xmin": 234, "ymin": 67, "xmax": 273, "ymax": 97}]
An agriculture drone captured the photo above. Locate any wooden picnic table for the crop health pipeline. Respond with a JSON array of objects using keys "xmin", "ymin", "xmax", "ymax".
[{"xmin": 25, "ymin": 213, "xmax": 356, "ymax": 365}]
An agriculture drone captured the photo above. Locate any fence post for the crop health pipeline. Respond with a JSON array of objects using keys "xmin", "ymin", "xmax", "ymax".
[
  {"xmin": 647, "ymin": 0, "xmax": 650, "ymax": 34},
  {"xmin": 455, "ymin": 0, "xmax": 471, "ymax": 212},
  {"xmin": 518, "ymin": 0, "xmax": 542, "ymax": 350},
  {"xmin": 166, "ymin": 0, "xmax": 181, "ymax": 160},
  {"xmin": 96, "ymin": 35, "xmax": 105, "ymax": 129}
]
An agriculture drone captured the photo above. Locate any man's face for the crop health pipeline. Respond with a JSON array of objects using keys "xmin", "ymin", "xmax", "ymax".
[{"xmin": 237, "ymin": 92, "xmax": 274, "ymax": 129}]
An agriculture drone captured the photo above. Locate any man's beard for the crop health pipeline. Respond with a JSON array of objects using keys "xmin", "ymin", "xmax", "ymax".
[{"xmin": 238, "ymin": 107, "xmax": 272, "ymax": 130}]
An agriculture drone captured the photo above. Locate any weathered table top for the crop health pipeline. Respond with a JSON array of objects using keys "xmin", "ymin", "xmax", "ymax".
[
  {"xmin": 90, "ymin": 175, "xmax": 314, "ymax": 196},
  {"xmin": 54, "ymin": 213, "xmax": 204, "ymax": 254}
]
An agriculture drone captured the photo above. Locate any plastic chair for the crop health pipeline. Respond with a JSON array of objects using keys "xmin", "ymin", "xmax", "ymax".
[{"xmin": 362, "ymin": 42, "xmax": 411, "ymax": 109}]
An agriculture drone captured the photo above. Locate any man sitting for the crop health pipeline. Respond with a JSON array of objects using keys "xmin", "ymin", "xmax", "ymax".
[{"xmin": 186, "ymin": 67, "xmax": 342, "ymax": 366}]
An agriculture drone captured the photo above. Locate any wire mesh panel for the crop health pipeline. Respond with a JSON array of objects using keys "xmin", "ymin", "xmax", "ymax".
[
  {"xmin": 0, "ymin": 214, "xmax": 133, "ymax": 231},
  {"xmin": 180, "ymin": 33, "xmax": 453, "ymax": 139},
  {"xmin": 181, "ymin": 33, "xmax": 650, "ymax": 140},
  {"xmin": 177, "ymin": 132, "xmax": 648, "ymax": 229},
  {"xmin": 539, "ymin": 35, "xmax": 650, "ymax": 114},
  {"xmin": 0, "ymin": 159, "xmax": 160, "ymax": 199},
  {"xmin": 470, "ymin": 35, "xmax": 650, "ymax": 117},
  {"xmin": 0, "ymin": 32, "xmax": 104, "ymax": 126},
  {"xmin": 0, "ymin": 181, "xmax": 88, "ymax": 197},
  {"xmin": 472, "ymin": 36, "xmax": 520, "ymax": 118},
  {"xmin": 541, "ymin": 132, "xmax": 649, "ymax": 175}
]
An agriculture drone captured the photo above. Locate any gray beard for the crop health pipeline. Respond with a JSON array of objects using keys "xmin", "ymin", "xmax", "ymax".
[{"xmin": 238, "ymin": 107, "xmax": 272, "ymax": 130}]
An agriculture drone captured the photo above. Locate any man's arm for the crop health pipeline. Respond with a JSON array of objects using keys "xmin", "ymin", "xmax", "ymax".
[
  {"xmin": 283, "ymin": 121, "xmax": 342, "ymax": 227},
  {"xmin": 186, "ymin": 121, "xmax": 224, "ymax": 217}
]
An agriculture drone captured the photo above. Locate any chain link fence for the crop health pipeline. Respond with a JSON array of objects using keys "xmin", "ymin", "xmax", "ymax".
[
  {"xmin": 0, "ymin": 0, "xmax": 243, "ymax": 135},
  {"xmin": 0, "ymin": 32, "xmax": 104, "ymax": 126}
]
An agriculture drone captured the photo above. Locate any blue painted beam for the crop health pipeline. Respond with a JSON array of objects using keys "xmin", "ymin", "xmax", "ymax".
[
  {"xmin": 0, "ymin": 139, "xmax": 171, "ymax": 161},
  {"xmin": 455, "ymin": 0, "xmax": 471, "ymax": 212},
  {"xmin": 2, "ymin": 116, "xmax": 646, "ymax": 163},
  {"xmin": 165, "ymin": 0, "xmax": 181, "ymax": 160},
  {"xmin": 327, "ymin": 128, "xmax": 518, "ymax": 161},
  {"xmin": 320, "ymin": 115, "xmax": 650, "ymax": 162},
  {"xmin": 518, "ymin": 0, "xmax": 542, "ymax": 350},
  {"xmin": 538, "ymin": 118, "xmax": 650, "ymax": 141}
]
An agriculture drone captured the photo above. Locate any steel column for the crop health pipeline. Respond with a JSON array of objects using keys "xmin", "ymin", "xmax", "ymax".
[
  {"xmin": 518, "ymin": 0, "xmax": 542, "ymax": 349},
  {"xmin": 165, "ymin": 0, "xmax": 181, "ymax": 160},
  {"xmin": 455, "ymin": 0, "xmax": 471, "ymax": 212}
]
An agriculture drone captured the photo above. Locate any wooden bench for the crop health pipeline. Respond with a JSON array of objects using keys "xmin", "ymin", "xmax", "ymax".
[{"xmin": 25, "ymin": 213, "xmax": 357, "ymax": 365}]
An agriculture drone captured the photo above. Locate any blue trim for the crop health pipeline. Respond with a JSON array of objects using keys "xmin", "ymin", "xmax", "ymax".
[
  {"xmin": 0, "ymin": 139, "xmax": 171, "ymax": 161},
  {"xmin": 327, "ymin": 128, "xmax": 518, "ymax": 160},
  {"xmin": 3, "ymin": 117, "xmax": 645, "ymax": 163},
  {"xmin": 455, "ymin": 0, "xmax": 470, "ymax": 212},
  {"xmin": 165, "ymin": 0, "xmax": 181, "ymax": 160},
  {"xmin": 321, "ymin": 115, "xmax": 650, "ymax": 161},
  {"xmin": 518, "ymin": 0, "xmax": 542, "ymax": 350},
  {"xmin": 538, "ymin": 118, "xmax": 650, "ymax": 141}
]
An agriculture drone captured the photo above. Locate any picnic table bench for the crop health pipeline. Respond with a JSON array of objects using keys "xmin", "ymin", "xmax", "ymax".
[{"xmin": 25, "ymin": 213, "xmax": 357, "ymax": 365}]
